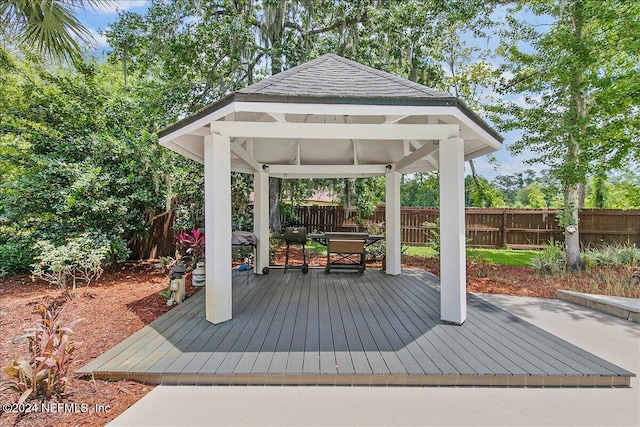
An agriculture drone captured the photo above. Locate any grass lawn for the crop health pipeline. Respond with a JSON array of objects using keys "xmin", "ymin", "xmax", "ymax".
[
  {"xmin": 305, "ymin": 239, "xmax": 328, "ymax": 255},
  {"xmin": 403, "ymin": 246, "xmax": 539, "ymax": 267},
  {"xmin": 300, "ymin": 241, "xmax": 539, "ymax": 267},
  {"xmin": 467, "ymin": 248, "xmax": 539, "ymax": 267}
]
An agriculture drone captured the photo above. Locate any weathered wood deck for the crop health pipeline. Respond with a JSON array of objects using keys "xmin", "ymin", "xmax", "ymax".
[{"xmin": 77, "ymin": 269, "xmax": 633, "ymax": 386}]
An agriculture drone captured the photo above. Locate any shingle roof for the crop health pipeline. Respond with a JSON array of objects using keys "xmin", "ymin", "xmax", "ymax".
[
  {"xmin": 158, "ymin": 54, "xmax": 501, "ymax": 142},
  {"xmin": 238, "ymin": 54, "xmax": 454, "ymax": 100}
]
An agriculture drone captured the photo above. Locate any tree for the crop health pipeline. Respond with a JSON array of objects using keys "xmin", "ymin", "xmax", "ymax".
[
  {"xmin": 401, "ymin": 173, "xmax": 439, "ymax": 207},
  {"xmin": 584, "ymin": 166, "xmax": 640, "ymax": 209},
  {"xmin": 104, "ymin": 0, "xmax": 501, "ymax": 232},
  {"xmin": 495, "ymin": 0, "xmax": 640, "ymax": 272},
  {"xmin": 465, "ymin": 175, "xmax": 506, "ymax": 208},
  {"xmin": 0, "ymin": 0, "xmax": 110, "ymax": 61},
  {"xmin": 515, "ymin": 183, "xmax": 547, "ymax": 209},
  {"xmin": 492, "ymin": 169, "xmax": 537, "ymax": 206},
  {"xmin": 0, "ymin": 49, "xmax": 201, "ymax": 271}
]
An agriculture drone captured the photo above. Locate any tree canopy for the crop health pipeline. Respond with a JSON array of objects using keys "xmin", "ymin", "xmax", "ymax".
[
  {"xmin": 0, "ymin": 0, "xmax": 638, "ymax": 276},
  {"xmin": 493, "ymin": 0, "xmax": 640, "ymax": 270}
]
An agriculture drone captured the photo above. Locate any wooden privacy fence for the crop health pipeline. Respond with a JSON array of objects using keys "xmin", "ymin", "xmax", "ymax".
[
  {"xmin": 129, "ymin": 207, "xmax": 639, "ymax": 258},
  {"xmin": 129, "ymin": 211, "xmax": 176, "ymax": 259},
  {"xmin": 290, "ymin": 206, "xmax": 640, "ymax": 249}
]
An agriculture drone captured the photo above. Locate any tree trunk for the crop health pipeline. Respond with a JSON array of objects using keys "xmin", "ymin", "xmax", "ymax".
[
  {"xmin": 564, "ymin": 1, "xmax": 587, "ymax": 273},
  {"xmin": 577, "ymin": 182, "xmax": 585, "ymax": 209},
  {"xmin": 564, "ymin": 184, "xmax": 584, "ymax": 273},
  {"xmin": 268, "ymin": 177, "xmax": 282, "ymax": 232},
  {"xmin": 594, "ymin": 168, "xmax": 606, "ymax": 208},
  {"xmin": 468, "ymin": 159, "xmax": 487, "ymax": 206},
  {"xmin": 343, "ymin": 178, "xmax": 352, "ymax": 219}
]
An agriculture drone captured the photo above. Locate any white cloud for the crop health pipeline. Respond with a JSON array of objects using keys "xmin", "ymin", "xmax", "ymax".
[
  {"xmin": 87, "ymin": 28, "xmax": 109, "ymax": 48},
  {"xmin": 92, "ymin": 0, "xmax": 149, "ymax": 14}
]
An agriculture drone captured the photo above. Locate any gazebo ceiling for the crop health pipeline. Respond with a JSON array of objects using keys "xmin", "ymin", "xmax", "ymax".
[{"xmin": 158, "ymin": 54, "xmax": 503, "ymax": 178}]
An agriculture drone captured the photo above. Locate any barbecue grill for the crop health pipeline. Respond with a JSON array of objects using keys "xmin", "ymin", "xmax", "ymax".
[{"xmin": 283, "ymin": 226, "xmax": 309, "ymax": 274}]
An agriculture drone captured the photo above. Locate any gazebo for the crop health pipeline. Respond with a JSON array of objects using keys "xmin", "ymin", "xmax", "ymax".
[{"xmin": 158, "ymin": 54, "xmax": 503, "ymax": 326}]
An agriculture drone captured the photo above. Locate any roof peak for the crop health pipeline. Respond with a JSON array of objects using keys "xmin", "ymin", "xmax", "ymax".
[{"xmin": 238, "ymin": 53, "xmax": 453, "ymax": 100}]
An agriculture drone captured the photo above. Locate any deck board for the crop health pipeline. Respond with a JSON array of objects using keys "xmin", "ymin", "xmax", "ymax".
[
  {"xmin": 325, "ymin": 272, "xmax": 355, "ymax": 375},
  {"xmin": 76, "ymin": 268, "xmax": 635, "ymax": 387}
]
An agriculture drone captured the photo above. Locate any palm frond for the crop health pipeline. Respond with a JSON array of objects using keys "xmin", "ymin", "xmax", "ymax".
[{"xmin": 2, "ymin": 0, "xmax": 117, "ymax": 61}]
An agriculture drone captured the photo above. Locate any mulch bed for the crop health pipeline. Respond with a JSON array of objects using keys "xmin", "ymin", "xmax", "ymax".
[{"xmin": 0, "ymin": 261, "xmax": 201, "ymax": 427}]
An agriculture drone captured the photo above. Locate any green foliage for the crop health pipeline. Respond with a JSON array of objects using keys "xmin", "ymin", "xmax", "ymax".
[
  {"xmin": 365, "ymin": 222, "xmax": 386, "ymax": 261},
  {"xmin": 154, "ymin": 256, "xmax": 177, "ymax": 274},
  {"xmin": 338, "ymin": 178, "xmax": 385, "ymax": 222},
  {"xmin": 402, "ymin": 245, "xmax": 439, "ymax": 260},
  {"xmin": 0, "ymin": 49, "xmax": 203, "ymax": 263},
  {"xmin": 606, "ymin": 169, "xmax": 640, "ymax": 208},
  {"xmin": 101, "ymin": 0, "xmax": 496, "ymax": 229},
  {"xmin": 584, "ymin": 167, "xmax": 640, "ymax": 209},
  {"xmin": 563, "ymin": 267, "xmax": 640, "ymax": 299},
  {"xmin": 31, "ymin": 235, "xmax": 109, "ymax": 297},
  {"xmin": 279, "ymin": 203, "xmax": 299, "ymax": 228},
  {"xmin": 421, "ymin": 219, "xmax": 440, "ymax": 257},
  {"xmin": 401, "ymin": 173, "xmax": 439, "ymax": 207},
  {"xmin": 515, "ymin": 182, "xmax": 547, "ymax": 209},
  {"xmin": 305, "ymin": 240, "xmax": 327, "ymax": 257},
  {"xmin": 0, "ymin": 0, "xmax": 109, "ymax": 62},
  {"xmin": 2, "ymin": 306, "xmax": 79, "ymax": 403},
  {"xmin": 402, "ymin": 246, "xmax": 538, "ymax": 267},
  {"xmin": 494, "ymin": 0, "xmax": 640, "ymax": 270},
  {"xmin": 531, "ymin": 242, "xmax": 567, "ymax": 276},
  {"xmin": 269, "ymin": 232, "xmax": 280, "ymax": 263},
  {"xmin": 465, "ymin": 175, "xmax": 506, "ymax": 208},
  {"xmin": 354, "ymin": 178, "xmax": 384, "ymax": 220},
  {"xmin": 583, "ymin": 243, "xmax": 639, "ymax": 267},
  {"xmin": 0, "ymin": 240, "xmax": 36, "ymax": 276}
]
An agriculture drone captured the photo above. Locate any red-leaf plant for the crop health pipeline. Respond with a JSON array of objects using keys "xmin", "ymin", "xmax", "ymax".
[
  {"xmin": 175, "ymin": 228, "xmax": 205, "ymax": 268},
  {"xmin": 2, "ymin": 307, "xmax": 80, "ymax": 403}
]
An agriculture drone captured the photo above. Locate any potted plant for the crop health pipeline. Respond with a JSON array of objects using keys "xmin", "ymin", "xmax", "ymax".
[
  {"xmin": 175, "ymin": 229, "xmax": 205, "ymax": 269},
  {"xmin": 175, "ymin": 229, "xmax": 206, "ymax": 287}
]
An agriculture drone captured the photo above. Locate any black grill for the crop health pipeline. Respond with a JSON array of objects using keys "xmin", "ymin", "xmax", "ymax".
[
  {"xmin": 284, "ymin": 226, "xmax": 307, "ymax": 244},
  {"xmin": 283, "ymin": 227, "xmax": 308, "ymax": 274}
]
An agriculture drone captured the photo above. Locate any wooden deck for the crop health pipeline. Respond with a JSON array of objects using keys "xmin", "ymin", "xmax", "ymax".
[{"xmin": 77, "ymin": 269, "xmax": 633, "ymax": 386}]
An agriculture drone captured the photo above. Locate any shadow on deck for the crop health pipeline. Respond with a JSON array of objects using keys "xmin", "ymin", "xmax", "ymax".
[{"xmin": 76, "ymin": 269, "xmax": 634, "ymax": 387}]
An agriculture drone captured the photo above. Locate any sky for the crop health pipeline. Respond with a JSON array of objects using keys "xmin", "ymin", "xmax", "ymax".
[{"xmin": 76, "ymin": 1, "xmax": 538, "ymax": 182}]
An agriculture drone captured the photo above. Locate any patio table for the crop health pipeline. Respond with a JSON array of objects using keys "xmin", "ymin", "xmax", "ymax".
[{"xmin": 309, "ymin": 232, "xmax": 384, "ymax": 273}]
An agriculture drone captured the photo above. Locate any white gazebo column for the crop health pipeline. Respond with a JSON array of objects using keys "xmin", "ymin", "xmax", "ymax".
[
  {"xmin": 253, "ymin": 170, "xmax": 269, "ymax": 274},
  {"xmin": 385, "ymin": 170, "xmax": 401, "ymax": 275},
  {"xmin": 439, "ymin": 137, "xmax": 466, "ymax": 325},
  {"xmin": 204, "ymin": 133, "xmax": 232, "ymax": 324}
]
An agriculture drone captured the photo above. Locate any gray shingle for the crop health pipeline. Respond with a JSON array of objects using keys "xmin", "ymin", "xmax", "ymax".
[
  {"xmin": 238, "ymin": 54, "xmax": 453, "ymax": 100},
  {"xmin": 157, "ymin": 54, "xmax": 504, "ymax": 142}
]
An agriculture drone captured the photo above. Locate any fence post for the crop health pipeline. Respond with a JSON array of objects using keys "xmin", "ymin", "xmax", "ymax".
[{"xmin": 501, "ymin": 210, "xmax": 507, "ymax": 249}]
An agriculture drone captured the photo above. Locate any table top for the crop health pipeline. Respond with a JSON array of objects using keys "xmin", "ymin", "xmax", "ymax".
[{"xmin": 308, "ymin": 233, "xmax": 385, "ymax": 245}]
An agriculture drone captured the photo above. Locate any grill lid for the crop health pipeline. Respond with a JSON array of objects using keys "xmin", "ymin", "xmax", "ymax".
[{"xmin": 284, "ymin": 227, "xmax": 307, "ymax": 244}]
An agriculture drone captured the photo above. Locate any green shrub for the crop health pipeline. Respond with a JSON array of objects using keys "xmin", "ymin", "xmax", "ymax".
[
  {"xmin": 531, "ymin": 242, "xmax": 566, "ymax": 276},
  {"xmin": 269, "ymin": 232, "xmax": 280, "ymax": 263},
  {"xmin": 366, "ymin": 222, "xmax": 386, "ymax": 261},
  {"xmin": 2, "ymin": 306, "xmax": 79, "ymax": 403},
  {"xmin": 422, "ymin": 219, "xmax": 440, "ymax": 258},
  {"xmin": 107, "ymin": 236, "xmax": 130, "ymax": 264},
  {"xmin": 0, "ymin": 241, "xmax": 36, "ymax": 277},
  {"xmin": 583, "ymin": 242, "xmax": 639, "ymax": 267},
  {"xmin": 32, "ymin": 235, "xmax": 109, "ymax": 297}
]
